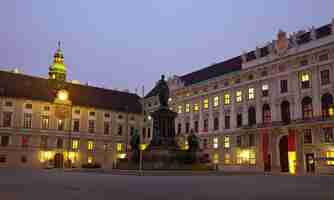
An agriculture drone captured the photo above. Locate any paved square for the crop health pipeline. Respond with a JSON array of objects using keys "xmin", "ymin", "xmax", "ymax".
[{"xmin": 0, "ymin": 169, "xmax": 333, "ymax": 200}]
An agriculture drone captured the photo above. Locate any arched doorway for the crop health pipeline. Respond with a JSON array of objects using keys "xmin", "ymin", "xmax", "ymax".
[
  {"xmin": 54, "ymin": 153, "xmax": 64, "ymax": 168},
  {"xmin": 279, "ymin": 135, "xmax": 289, "ymax": 172}
]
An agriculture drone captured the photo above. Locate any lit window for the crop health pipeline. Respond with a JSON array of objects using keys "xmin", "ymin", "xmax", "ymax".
[
  {"xmin": 326, "ymin": 151, "xmax": 334, "ymax": 165},
  {"xmin": 185, "ymin": 104, "xmax": 190, "ymax": 113},
  {"xmin": 72, "ymin": 139, "xmax": 79, "ymax": 150},
  {"xmin": 262, "ymin": 84, "xmax": 269, "ymax": 97},
  {"xmin": 213, "ymin": 137, "xmax": 218, "ymax": 149},
  {"xmin": 213, "ymin": 96, "xmax": 220, "ymax": 107},
  {"xmin": 87, "ymin": 156, "xmax": 93, "ymax": 164},
  {"xmin": 41, "ymin": 115, "xmax": 49, "ymax": 129},
  {"xmin": 87, "ymin": 140, "xmax": 94, "ymax": 151},
  {"xmin": 203, "ymin": 98, "xmax": 209, "ymax": 110},
  {"xmin": 236, "ymin": 149, "xmax": 256, "ymax": 165},
  {"xmin": 248, "ymin": 88, "xmax": 255, "ymax": 100},
  {"xmin": 224, "ymin": 136, "xmax": 230, "ymax": 149},
  {"xmin": 193, "ymin": 103, "xmax": 200, "ymax": 112},
  {"xmin": 213, "ymin": 153, "xmax": 219, "ymax": 164},
  {"xmin": 300, "ymin": 72, "xmax": 311, "ymax": 89},
  {"xmin": 236, "ymin": 91, "xmax": 242, "ymax": 102},
  {"xmin": 329, "ymin": 107, "xmax": 334, "ymax": 117},
  {"xmin": 177, "ymin": 105, "xmax": 183, "ymax": 114},
  {"xmin": 224, "ymin": 153, "xmax": 231, "ymax": 164},
  {"xmin": 116, "ymin": 143, "xmax": 123, "ymax": 153},
  {"xmin": 224, "ymin": 94, "xmax": 230, "ymax": 105}
]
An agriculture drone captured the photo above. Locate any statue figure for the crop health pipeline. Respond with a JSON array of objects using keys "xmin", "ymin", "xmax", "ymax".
[{"xmin": 158, "ymin": 75, "xmax": 170, "ymax": 108}]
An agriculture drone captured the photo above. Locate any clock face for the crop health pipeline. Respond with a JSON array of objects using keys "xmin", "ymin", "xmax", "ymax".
[{"xmin": 57, "ymin": 90, "xmax": 69, "ymax": 101}]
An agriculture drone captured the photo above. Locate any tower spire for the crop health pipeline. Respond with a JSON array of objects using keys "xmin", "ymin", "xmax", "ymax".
[{"xmin": 48, "ymin": 41, "xmax": 67, "ymax": 81}]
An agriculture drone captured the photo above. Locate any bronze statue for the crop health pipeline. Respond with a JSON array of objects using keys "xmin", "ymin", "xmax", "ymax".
[{"xmin": 158, "ymin": 75, "xmax": 169, "ymax": 108}]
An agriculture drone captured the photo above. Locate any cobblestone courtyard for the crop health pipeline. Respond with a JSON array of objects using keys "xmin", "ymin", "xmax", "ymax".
[{"xmin": 0, "ymin": 169, "xmax": 333, "ymax": 200}]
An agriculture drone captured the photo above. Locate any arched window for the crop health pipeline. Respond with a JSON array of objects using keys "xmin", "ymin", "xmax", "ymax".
[
  {"xmin": 248, "ymin": 107, "xmax": 256, "ymax": 126},
  {"xmin": 262, "ymin": 104, "xmax": 271, "ymax": 124},
  {"xmin": 281, "ymin": 101, "xmax": 290, "ymax": 123},
  {"xmin": 321, "ymin": 93, "xmax": 334, "ymax": 118},
  {"xmin": 302, "ymin": 96, "xmax": 313, "ymax": 119}
]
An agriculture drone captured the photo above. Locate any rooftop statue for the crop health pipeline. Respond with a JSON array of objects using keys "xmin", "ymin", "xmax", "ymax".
[{"xmin": 158, "ymin": 74, "xmax": 169, "ymax": 108}]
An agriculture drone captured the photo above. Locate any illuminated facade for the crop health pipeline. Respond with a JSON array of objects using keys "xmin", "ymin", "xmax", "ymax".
[
  {"xmin": 145, "ymin": 19, "xmax": 334, "ymax": 174},
  {"xmin": 0, "ymin": 44, "xmax": 142, "ymax": 168}
]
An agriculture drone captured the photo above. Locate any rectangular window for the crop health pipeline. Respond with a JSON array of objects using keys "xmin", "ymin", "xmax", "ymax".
[
  {"xmin": 303, "ymin": 129, "xmax": 312, "ymax": 144},
  {"xmin": 236, "ymin": 135, "xmax": 242, "ymax": 147},
  {"xmin": 194, "ymin": 121, "xmax": 199, "ymax": 133},
  {"xmin": 177, "ymin": 105, "xmax": 183, "ymax": 114},
  {"xmin": 43, "ymin": 106, "xmax": 50, "ymax": 111},
  {"xmin": 88, "ymin": 120, "xmax": 95, "ymax": 133},
  {"xmin": 116, "ymin": 143, "xmax": 123, "ymax": 153},
  {"xmin": 236, "ymin": 149, "xmax": 256, "ymax": 165},
  {"xmin": 319, "ymin": 53, "xmax": 329, "ymax": 62},
  {"xmin": 40, "ymin": 136, "xmax": 48, "ymax": 149},
  {"xmin": 89, "ymin": 111, "xmax": 95, "ymax": 117},
  {"xmin": 225, "ymin": 115, "xmax": 230, "ymax": 129},
  {"xmin": 57, "ymin": 119, "xmax": 64, "ymax": 131},
  {"xmin": 203, "ymin": 139, "xmax": 208, "ymax": 149},
  {"xmin": 224, "ymin": 136, "xmax": 230, "ymax": 149},
  {"xmin": 224, "ymin": 94, "xmax": 230, "ymax": 105},
  {"xmin": 203, "ymin": 98, "xmax": 209, "ymax": 110},
  {"xmin": 72, "ymin": 139, "xmax": 79, "ymax": 150},
  {"xmin": 280, "ymin": 79, "xmax": 288, "ymax": 93},
  {"xmin": 224, "ymin": 153, "xmax": 230, "ymax": 164},
  {"xmin": 177, "ymin": 123, "xmax": 181, "ymax": 134},
  {"xmin": 1, "ymin": 136, "xmax": 9, "ymax": 147},
  {"xmin": 326, "ymin": 151, "xmax": 334, "ymax": 165},
  {"xmin": 213, "ymin": 137, "xmax": 218, "ymax": 149},
  {"xmin": 213, "ymin": 117, "xmax": 219, "ymax": 131},
  {"xmin": 193, "ymin": 103, "xmax": 200, "ymax": 112},
  {"xmin": 321, "ymin": 70, "xmax": 330, "ymax": 85},
  {"xmin": 213, "ymin": 96, "xmax": 220, "ymax": 107},
  {"xmin": 0, "ymin": 155, "xmax": 6, "ymax": 163},
  {"xmin": 25, "ymin": 103, "xmax": 32, "ymax": 109},
  {"xmin": 185, "ymin": 122, "xmax": 190, "ymax": 133},
  {"xmin": 262, "ymin": 84, "xmax": 269, "ymax": 97},
  {"xmin": 23, "ymin": 113, "xmax": 32, "ymax": 129},
  {"xmin": 147, "ymin": 127, "xmax": 151, "ymax": 138},
  {"xmin": 118, "ymin": 125, "xmax": 123, "ymax": 135},
  {"xmin": 88, "ymin": 140, "xmax": 94, "ymax": 151},
  {"xmin": 142, "ymin": 127, "xmax": 146, "ymax": 138},
  {"xmin": 249, "ymin": 134, "xmax": 255, "ymax": 147},
  {"xmin": 41, "ymin": 115, "xmax": 49, "ymax": 129},
  {"xmin": 237, "ymin": 113, "xmax": 242, "ymax": 127},
  {"xmin": 3, "ymin": 112, "xmax": 12, "ymax": 127},
  {"xmin": 57, "ymin": 138, "xmax": 63, "ymax": 149},
  {"xmin": 21, "ymin": 136, "xmax": 29, "ymax": 148},
  {"xmin": 300, "ymin": 72, "xmax": 311, "ymax": 89},
  {"xmin": 5, "ymin": 101, "xmax": 13, "ymax": 107},
  {"xmin": 203, "ymin": 119, "xmax": 208, "ymax": 132},
  {"xmin": 130, "ymin": 126, "xmax": 135, "ymax": 136},
  {"xmin": 300, "ymin": 59, "xmax": 308, "ymax": 67},
  {"xmin": 248, "ymin": 88, "xmax": 255, "ymax": 100},
  {"xmin": 104, "ymin": 122, "xmax": 110, "ymax": 135},
  {"xmin": 185, "ymin": 104, "xmax": 190, "ymax": 113},
  {"xmin": 73, "ymin": 119, "xmax": 80, "ymax": 132},
  {"xmin": 323, "ymin": 128, "xmax": 333, "ymax": 143},
  {"xmin": 236, "ymin": 91, "xmax": 242, "ymax": 103}
]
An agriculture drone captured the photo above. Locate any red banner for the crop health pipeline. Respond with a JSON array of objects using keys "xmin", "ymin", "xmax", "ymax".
[
  {"xmin": 262, "ymin": 129, "xmax": 269, "ymax": 162},
  {"xmin": 288, "ymin": 129, "xmax": 296, "ymax": 152}
]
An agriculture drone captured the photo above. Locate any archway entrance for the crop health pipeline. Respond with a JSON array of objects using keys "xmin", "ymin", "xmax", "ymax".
[
  {"xmin": 279, "ymin": 135, "xmax": 289, "ymax": 172},
  {"xmin": 54, "ymin": 153, "xmax": 64, "ymax": 168}
]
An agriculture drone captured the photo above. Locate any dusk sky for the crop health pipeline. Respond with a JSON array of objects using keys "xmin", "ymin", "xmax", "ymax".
[{"xmin": 1, "ymin": 1, "xmax": 334, "ymax": 95}]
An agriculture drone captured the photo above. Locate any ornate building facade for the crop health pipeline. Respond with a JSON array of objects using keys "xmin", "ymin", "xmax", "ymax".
[
  {"xmin": 145, "ymin": 19, "xmax": 334, "ymax": 174},
  {"xmin": 0, "ymin": 44, "xmax": 143, "ymax": 168}
]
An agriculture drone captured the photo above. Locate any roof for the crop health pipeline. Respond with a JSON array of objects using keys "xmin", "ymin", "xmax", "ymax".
[
  {"xmin": 0, "ymin": 71, "xmax": 142, "ymax": 114},
  {"xmin": 179, "ymin": 56, "xmax": 242, "ymax": 86},
  {"xmin": 145, "ymin": 82, "xmax": 160, "ymax": 98}
]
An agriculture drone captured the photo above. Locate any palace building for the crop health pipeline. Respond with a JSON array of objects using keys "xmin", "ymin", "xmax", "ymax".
[
  {"xmin": 145, "ymin": 19, "xmax": 334, "ymax": 174},
  {"xmin": 0, "ymin": 44, "xmax": 143, "ymax": 168}
]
